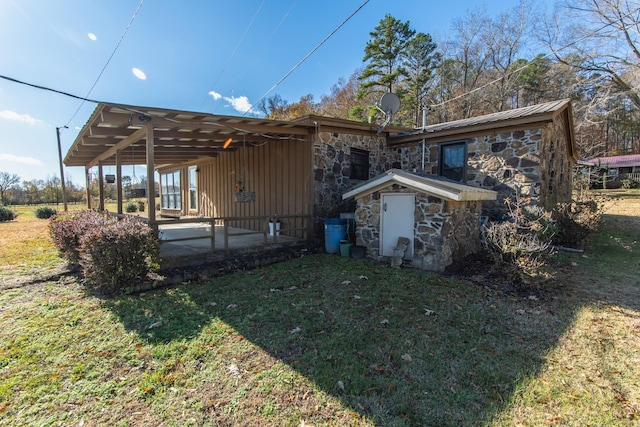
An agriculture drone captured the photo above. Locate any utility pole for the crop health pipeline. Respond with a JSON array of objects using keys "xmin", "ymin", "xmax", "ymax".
[{"xmin": 56, "ymin": 126, "xmax": 68, "ymax": 211}]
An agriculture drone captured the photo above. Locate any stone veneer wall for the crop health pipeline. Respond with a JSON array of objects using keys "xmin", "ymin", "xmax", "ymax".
[
  {"xmin": 312, "ymin": 131, "xmax": 421, "ymax": 240},
  {"xmin": 539, "ymin": 117, "xmax": 573, "ymax": 207},
  {"xmin": 354, "ymin": 184, "xmax": 484, "ymax": 272},
  {"xmin": 424, "ymin": 124, "xmax": 571, "ymax": 217}
]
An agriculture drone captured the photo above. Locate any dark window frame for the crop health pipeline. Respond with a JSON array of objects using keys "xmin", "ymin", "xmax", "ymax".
[
  {"xmin": 350, "ymin": 148, "xmax": 370, "ymax": 180},
  {"xmin": 438, "ymin": 140, "xmax": 468, "ymax": 182}
]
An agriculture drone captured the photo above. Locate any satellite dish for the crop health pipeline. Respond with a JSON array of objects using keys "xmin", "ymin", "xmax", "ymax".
[
  {"xmin": 377, "ymin": 92, "xmax": 401, "ymax": 133},
  {"xmin": 380, "ymin": 92, "xmax": 401, "ymax": 116}
]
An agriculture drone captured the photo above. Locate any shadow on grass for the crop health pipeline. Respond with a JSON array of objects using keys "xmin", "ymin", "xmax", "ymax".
[{"xmin": 103, "ymin": 254, "xmax": 584, "ymax": 426}]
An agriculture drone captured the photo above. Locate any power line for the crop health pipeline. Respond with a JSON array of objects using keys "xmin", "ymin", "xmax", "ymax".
[
  {"xmin": 246, "ymin": 0, "xmax": 371, "ymax": 117},
  {"xmin": 64, "ymin": 0, "xmax": 145, "ymax": 127},
  {"xmin": 204, "ymin": 0, "xmax": 267, "ymax": 112},
  {"xmin": 0, "ymin": 74, "xmax": 102, "ymax": 104},
  {"xmin": 0, "ymin": 73, "xmax": 305, "ymax": 142}
]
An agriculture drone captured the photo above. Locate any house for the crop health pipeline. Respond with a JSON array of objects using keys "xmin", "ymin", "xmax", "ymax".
[
  {"xmin": 64, "ymin": 98, "xmax": 577, "ymax": 271},
  {"xmin": 340, "ymin": 99, "xmax": 578, "ymax": 271},
  {"xmin": 581, "ymin": 154, "xmax": 640, "ymax": 187}
]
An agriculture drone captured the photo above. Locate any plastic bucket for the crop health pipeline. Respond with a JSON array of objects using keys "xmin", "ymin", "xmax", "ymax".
[
  {"xmin": 339, "ymin": 240, "xmax": 353, "ymax": 257},
  {"xmin": 350, "ymin": 245, "xmax": 366, "ymax": 259},
  {"xmin": 324, "ymin": 218, "xmax": 346, "ymax": 254}
]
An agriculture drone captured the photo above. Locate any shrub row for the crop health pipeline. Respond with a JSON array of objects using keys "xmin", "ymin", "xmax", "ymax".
[{"xmin": 49, "ymin": 210, "xmax": 159, "ymax": 295}]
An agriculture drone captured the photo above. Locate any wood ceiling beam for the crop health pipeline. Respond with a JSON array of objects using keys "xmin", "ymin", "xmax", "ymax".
[
  {"xmin": 89, "ymin": 126, "xmax": 141, "ymax": 137},
  {"xmin": 86, "ymin": 127, "xmax": 147, "ymax": 169}
]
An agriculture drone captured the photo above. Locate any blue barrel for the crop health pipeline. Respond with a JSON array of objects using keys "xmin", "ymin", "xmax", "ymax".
[{"xmin": 324, "ymin": 218, "xmax": 347, "ymax": 254}]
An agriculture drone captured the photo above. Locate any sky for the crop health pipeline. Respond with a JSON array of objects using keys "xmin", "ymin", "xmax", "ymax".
[{"xmin": 0, "ymin": 0, "xmax": 555, "ymax": 186}]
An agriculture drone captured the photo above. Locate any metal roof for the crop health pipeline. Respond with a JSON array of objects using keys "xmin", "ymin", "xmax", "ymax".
[
  {"xmin": 583, "ymin": 154, "xmax": 640, "ymax": 168},
  {"xmin": 342, "ymin": 169, "xmax": 497, "ymax": 202},
  {"xmin": 388, "ymin": 99, "xmax": 577, "ymax": 162}
]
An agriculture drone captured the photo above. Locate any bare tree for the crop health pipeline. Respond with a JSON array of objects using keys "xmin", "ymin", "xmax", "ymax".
[
  {"xmin": 0, "ymin": 172, "xmax": 20, "ymax": 205},
  {"xmin": 541, "ymin": 0, "xmax": 640, "ymax": 108},
  {"xmin": 484, "ymin": 0, "xmax": 533, "ymax": 111},
  {"xmin": 440, "ymin": 7, "xmax": 493, "ymax": 119}
]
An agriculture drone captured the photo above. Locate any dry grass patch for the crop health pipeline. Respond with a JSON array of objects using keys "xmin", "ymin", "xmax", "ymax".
[{"xmin": 0, "ymin": 207, "xmax": 63, "ymax": 280}]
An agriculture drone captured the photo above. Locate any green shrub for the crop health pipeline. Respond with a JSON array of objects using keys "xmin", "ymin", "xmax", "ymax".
[
  {"xmin": 34, "ymin": 206, "xmax": 57, "ymax": 219},
  {"xmin": 49, "ymin": 210, "xmax": 115, "ymax": 264},
  {"xmin": 79, "ymin": 216, "xmax": 159, "ymax": 295},
  {"xmin": 0, "ymin": 206, "xmax": 17, "ymax": 222},
  {"xmin": 125, "ymin": 201, "xmax": 138, "ymax": 213}
]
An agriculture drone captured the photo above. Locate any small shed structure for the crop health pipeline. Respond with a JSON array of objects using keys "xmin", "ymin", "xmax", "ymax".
[{"xmin": 343, "ymin": 169, "xmax": 497, "ymax": 272}]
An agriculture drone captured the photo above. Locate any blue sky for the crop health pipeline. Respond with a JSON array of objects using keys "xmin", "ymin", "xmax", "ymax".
[{"xmin": 0, "ymin": 0, "xmax": 553, "ymax": 185}]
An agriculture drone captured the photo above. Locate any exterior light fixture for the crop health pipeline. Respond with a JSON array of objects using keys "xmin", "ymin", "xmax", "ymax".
[{"xmin": 223, "ymin": 137, "xmax": 233, "ymax": 149}]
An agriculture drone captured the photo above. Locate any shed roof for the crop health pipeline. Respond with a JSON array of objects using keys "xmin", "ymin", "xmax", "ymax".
[
  {"xmin": 342, "ymin": 169, "xmax": 497, "ymax": 202},
  {"xmin": 387, "ymin": 99, "xmax": 578, "ymax": 163},
  {"xmin": 583, "ymin": 154, "xmax": 640, "ymax": 168}
]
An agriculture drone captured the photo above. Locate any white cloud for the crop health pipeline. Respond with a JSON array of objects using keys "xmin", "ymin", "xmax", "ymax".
[
  {"xmin": 0, "ymin": 110, "xmax": 43, "ymax": 126},
  {"xmin": 88, "ymin": 32, "xmax": 97, "ymax": 41},
  {"xmin": 208, "ymin": 90, "xmax": 222, "ymax": 101},
  {"xmin": 0, "ymin": 153, "xmax": 42, "ymax": 166},
  {"xmin": 132, "ymin": 67, "xmax": 147, "ymax": 80},
  {"xmin": 224, "ymin": 95, "xmax": 254, "ymax": 114}
]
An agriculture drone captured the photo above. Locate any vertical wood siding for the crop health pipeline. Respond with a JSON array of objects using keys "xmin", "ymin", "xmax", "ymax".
[{"xmin": 198, "ymin": 138, "xmax": 312, "ymax": 237}]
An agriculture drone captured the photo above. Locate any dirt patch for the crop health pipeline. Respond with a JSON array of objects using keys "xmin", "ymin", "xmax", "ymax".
[{"xmin": 0, "ymin": 264, "xmax": 79, "ymax": 291}]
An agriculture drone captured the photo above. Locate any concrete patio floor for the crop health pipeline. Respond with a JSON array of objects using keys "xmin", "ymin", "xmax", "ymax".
[{"xmin": 157, "ymin": 222, "xmax": 304, "ymax": 268}]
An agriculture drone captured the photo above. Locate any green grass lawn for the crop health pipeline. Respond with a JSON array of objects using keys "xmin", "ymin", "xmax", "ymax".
[{"xmin": 0, "ymin": 200, "xmax": 638, "ymax": 426}]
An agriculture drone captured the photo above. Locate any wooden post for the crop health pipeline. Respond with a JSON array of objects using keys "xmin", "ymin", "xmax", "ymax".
[
  {"xmin": 85, "ymin": 167, "xmax": 92, "ymax": 210},
  {"xmin": 210, "ymin": 219, "xmax": 216, "ymax": 249},
  {"xmin": 98, "ymin": 161, "xmax": 105, "ymax": 211},
  {"xmin": 116, "ymin": 149, "xmax": 123, "ymax": 215},
  {"xmin": 145, "ymin": 124, "xmax": 157, "ymax": 233},
  {"xmin": 223, "ymin": 219, "xmax": 229, "ymax": 250}
]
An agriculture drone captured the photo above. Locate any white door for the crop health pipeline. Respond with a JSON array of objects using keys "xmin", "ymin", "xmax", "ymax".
[{"xmin": 380, "ymin": 193, "xmax": 414, "ymax": 258}]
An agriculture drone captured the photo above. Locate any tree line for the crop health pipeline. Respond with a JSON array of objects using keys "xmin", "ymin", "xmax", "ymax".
[
  {"xmin": 259, "ymin": 0, "xmax": 640, "ymax": 160},
  {"xmin": 0, "ymin": 172, "xmax": 83, "ymax": 206},
  {"xmin": 0, "ymin": 171, "xmax": 150, "ymax": 206}
]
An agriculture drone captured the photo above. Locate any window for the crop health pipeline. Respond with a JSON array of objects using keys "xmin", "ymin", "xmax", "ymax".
[
  {"xmin": 439, "ymin": 141, "xmax": 467, "ymax": 182},
  {"xmin": 350, "ymin": 148, "xmax": 370, "ymax": 180},
  {"xmin": 160, "ymin": 170, "xmax": 181, "ymax": 210},
  {"xmin": 188, "ymin": 166, "xmax": 197, "ymax": 211}
]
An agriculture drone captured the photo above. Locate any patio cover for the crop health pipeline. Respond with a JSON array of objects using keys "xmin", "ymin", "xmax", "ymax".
[{"xmin": 64, "ymin": 103, "xmax": 314, "ymax": 168}]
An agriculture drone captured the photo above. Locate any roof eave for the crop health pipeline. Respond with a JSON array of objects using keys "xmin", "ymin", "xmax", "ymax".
[{"xmin": 342, "ymin": 169, "xmax": 497, "ymax": 202}]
